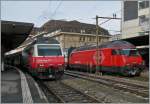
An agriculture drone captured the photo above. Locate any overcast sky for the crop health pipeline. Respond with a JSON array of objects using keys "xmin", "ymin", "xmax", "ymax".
[{"xmin": 1, "ymin": 1, "xmax": 121, "ymax": 35}]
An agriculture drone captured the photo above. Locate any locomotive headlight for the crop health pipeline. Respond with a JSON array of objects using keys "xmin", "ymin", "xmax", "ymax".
[
  {"xmin": 132, "ymin": 62, "xmax": 137, "ymax": 64},
  {"xmin": 39, "ymin": 64, "xmax": 44, "ymax": 67},
  {"xmin": 58, "ymin": 64, "xmax": 62, "ymax": 66},
  {"xmin": 126, "ymin": 64, "xmax": 130, "ymax": 66}
]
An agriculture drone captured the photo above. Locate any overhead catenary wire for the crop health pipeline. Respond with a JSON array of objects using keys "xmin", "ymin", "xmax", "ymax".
[
  {"xmin": 47, "ymin": 2, "xmax": 121, "ymax": 25},
  {"xmin": 40, "ymin": 2, "xmax": 121, "ymax": 35},
  {"xmin": 99, "ymin": 19, "xmax": 111, "ymax": 25},
  {"xmin": 98, "ymin": 9, "xmax": 121, "ymax": 25},
  {"xmin": 38, "ymin": 2, "xmax": 121, "ymax": 28},
  {"xmin": 50, "ymin": 0, "xmax": 63, "ymax": 19},
  {"xmin": 98, "ymin": 9, "xmax": 122, "ymax": 35}
]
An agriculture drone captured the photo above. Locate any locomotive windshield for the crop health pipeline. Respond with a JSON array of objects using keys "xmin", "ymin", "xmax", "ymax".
[
  {"xmin": 112, "ymin": 49, "xmax": 140, "ymax": 56},
  {"xmin": 37, "ymin": 45, "xmax": 62, "ymax": 56},
  {"xmin": 123, "ymin": 49, "xmax": 140, "ymax": 56}
]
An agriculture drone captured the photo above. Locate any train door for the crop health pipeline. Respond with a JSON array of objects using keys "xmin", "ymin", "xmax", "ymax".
[
  {"xmin": 22, "ymin": 46, "xmax": 34, "ymax": 68},
  {"xmin": 111, "ymin": 49, "xmax": 119, "ymax": 72},
  {"xmin": 28, "ymin": 47, "xmax": 34, "ymax": 68}
]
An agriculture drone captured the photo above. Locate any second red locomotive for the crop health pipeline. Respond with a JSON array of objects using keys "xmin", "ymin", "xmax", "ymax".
[{"xmin": 68, "ymin": 41, "xmax": 144, "ymax": 76}]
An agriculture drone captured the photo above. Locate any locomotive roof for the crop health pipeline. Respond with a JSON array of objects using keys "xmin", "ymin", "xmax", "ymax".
[
  {"xmin": 24, "ymin": 37, "xmax": 60, "ymax": 50},
  {"xmin": 5, "ymin": 37, "xmax": 59, "ymax": 56},
  {"xmin": 73, "ymin": 40, "xmax": 135, "ymax": 52}
]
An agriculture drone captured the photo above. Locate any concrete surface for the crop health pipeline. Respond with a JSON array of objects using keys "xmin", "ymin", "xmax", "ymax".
[{"xmin": 1, "ymin": 66, "xmax": 48, "ymax": 103}]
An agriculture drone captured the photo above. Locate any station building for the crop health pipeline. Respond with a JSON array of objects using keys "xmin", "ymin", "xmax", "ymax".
[
  {"xmin": 44, "ymin": 30, "xmax": 110, "ymax": 51},
  {"xmin": 29, "ymin": 20, "xmax": 111, "ymax": 52},
  {"xmin": 122, "ymin": 1, "xmax": 149, "ymax": 38}
]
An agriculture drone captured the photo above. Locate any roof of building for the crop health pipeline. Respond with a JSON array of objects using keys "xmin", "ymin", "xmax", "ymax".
[{"xmin": 30, "ymin": 20, "xmax": 110, "ymax": 36}]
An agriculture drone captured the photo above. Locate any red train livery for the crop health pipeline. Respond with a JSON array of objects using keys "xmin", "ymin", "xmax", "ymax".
[
  {"xmin": 68, "ymin": 41, "xmax": 144, "ymax": 76},
  {"xmin": 5, "ymin": 37, "xmax": 65, "ymax": 79}
]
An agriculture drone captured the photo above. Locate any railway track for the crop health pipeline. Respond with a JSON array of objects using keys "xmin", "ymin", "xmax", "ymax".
[
  {"xmin": 36, "ymin": 80, "xmax": 62, "ymax": 103},
  {"xmin": 43, "ymin": 81, "xmax": 100, "ymax": 103},
  {"xmin": 65, "ymin": 70, "xmax": 149, "ymax": 98}
]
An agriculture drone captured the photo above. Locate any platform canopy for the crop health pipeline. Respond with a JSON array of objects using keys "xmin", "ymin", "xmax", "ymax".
[
  {"xmin": 122, "ymin": 34, "xmax": 149, "ymax": 46},
  {"xmin": 1, "ymin": 20, "xmax": 34, "ymax": 54}
]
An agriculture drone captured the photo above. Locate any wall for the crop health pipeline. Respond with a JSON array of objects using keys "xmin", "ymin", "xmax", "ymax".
[
  {"xmin": 53, "ymin": 32, "xmax": 110, "ymax": 50},
  {"xmin": 122, "ymin": 1, "xmax": 149, "ymax": 39}
]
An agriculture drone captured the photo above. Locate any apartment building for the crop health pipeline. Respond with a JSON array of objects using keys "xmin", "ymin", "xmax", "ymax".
[{"xmin": 122, "ymin": 1, "xmax": 149, "ymax": 39}]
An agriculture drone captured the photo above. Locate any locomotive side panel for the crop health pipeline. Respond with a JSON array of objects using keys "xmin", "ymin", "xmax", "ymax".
[
  {"xmin": 99, "ymin": 49, "xmax": 112, "ymax": 66},
  {"xmin": 68, "ymin": 40, "xmax": 145, "ymax": 76},
  {"xmin": 69, "ymin": 49, "xmax": 96, "ymax": 70}
]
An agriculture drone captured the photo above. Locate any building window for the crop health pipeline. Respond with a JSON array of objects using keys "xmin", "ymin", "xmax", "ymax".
[
  {"xmin": 99, "ymin": 37, "xmax": 101, "ymax": 42},
  {"xmin": 93, "ymin": 37, "xmax": 95, "ymax": 41},
  {"xmin": 139, "ymin": 15, "xmax": 149, "ymax": 26},
  {"xmin": 89, "ymin": 37, "xmax": 92, "ymax": 41},
  {"xmin": 124, "ymin": 1, "xmax": 138, "ymax": 21},
  {"xmin": 79, "ymin": 37, "xmax": 82, "ymax": 41},
  {"xmin": 139, "ymin": 1, "xmax": 149, "ymax": 9},
  {"xmin": 80, "ymin": 29, "xmax": 85, "ymax": 34},
  {"xmin": 83, "ymin": 37, "xmax": 85, "ymax": 41}
]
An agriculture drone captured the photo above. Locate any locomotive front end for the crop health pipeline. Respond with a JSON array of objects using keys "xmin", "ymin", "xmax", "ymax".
[
  {"xmin": 30, "ymin": 44, "xmax": 64, "ymax": 79},
  {"xmin": 120, "ymin": 49, "xmax": 145, "ymax": 76}
]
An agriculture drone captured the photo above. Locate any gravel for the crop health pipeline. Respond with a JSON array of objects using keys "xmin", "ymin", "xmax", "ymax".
[{"xmin": 61, "ymin": 75, "xmax": 149, "ymax": 103}]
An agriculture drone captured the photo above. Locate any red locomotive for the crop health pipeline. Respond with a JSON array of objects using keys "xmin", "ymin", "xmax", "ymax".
[
  {"xmin": 5, "ymin": 37, "xmax": 65, "ymax": 79},
  {"xmin": 68, "ymin": 41, "xmax": 144, "ymax": 76}
]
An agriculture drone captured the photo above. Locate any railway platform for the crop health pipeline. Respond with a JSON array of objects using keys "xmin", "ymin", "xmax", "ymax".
[{"xmin": 1, "ymin": 65, "xmax": 48, "ymax": 103}]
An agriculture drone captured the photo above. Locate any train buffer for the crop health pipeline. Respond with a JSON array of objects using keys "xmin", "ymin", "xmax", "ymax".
[{"xmin": 1, "ymin": 65, "xmax": 48, "ymax": 103}]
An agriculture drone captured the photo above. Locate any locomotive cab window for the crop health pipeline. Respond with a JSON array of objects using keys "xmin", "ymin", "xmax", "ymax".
[
  {"xmin": 128, "ymin": 49, "xmax": 140, "ymax": 56},
  {"xmin": 112, "ymin": 49, "xmax": 140, "ymax": 56},
  {"xmin": 120, "ymin": 49, "xmax": 140, "ymax": 56},
  {"xmin": 37, "ymin": 45, "xmax": 62, "ymax": 56},
  {"xmin": 112, "ymin": 50, "xmax": 119, "ymax": 55}
]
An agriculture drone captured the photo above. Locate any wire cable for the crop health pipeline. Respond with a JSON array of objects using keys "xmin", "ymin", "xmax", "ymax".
[{"xmin": 50, "ymin": 0, "xmax": 63, "ymax": 19}]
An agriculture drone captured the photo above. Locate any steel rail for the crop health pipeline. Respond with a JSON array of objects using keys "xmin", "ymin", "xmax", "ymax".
[
  {"xmin": 44, "ymin": 81, "xmax": 100, "ymax": 103},
  {"xmin": 65, "ymin": 70, "xmax": 149, "ymax": 98},
  {"xmin": 36, "ymin": 80, "xmax": 63, "ymax": 103},
  {"xmin": 65, "ymin": 70, "xmax": 148, "ymax": 88}
]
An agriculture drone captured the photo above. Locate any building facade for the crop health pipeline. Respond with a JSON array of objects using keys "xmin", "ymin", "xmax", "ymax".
[
  {"xmin": 44, "ymin": 30, "xmax": 111, "ymax": 51},
  {"xmin": 110, "ymin": 34, "xmax": 121, "ymax": 41},
  {"xmin": 30, "ymin": 20, "xmax": 110, "ymax": 37},
  {"xmin": 29, "ymin": 20, "xmax": 111, "ymax": 52},
  {"xmin": 122, "ymin": 1, "xmax": 149, "ymax": 39}
]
